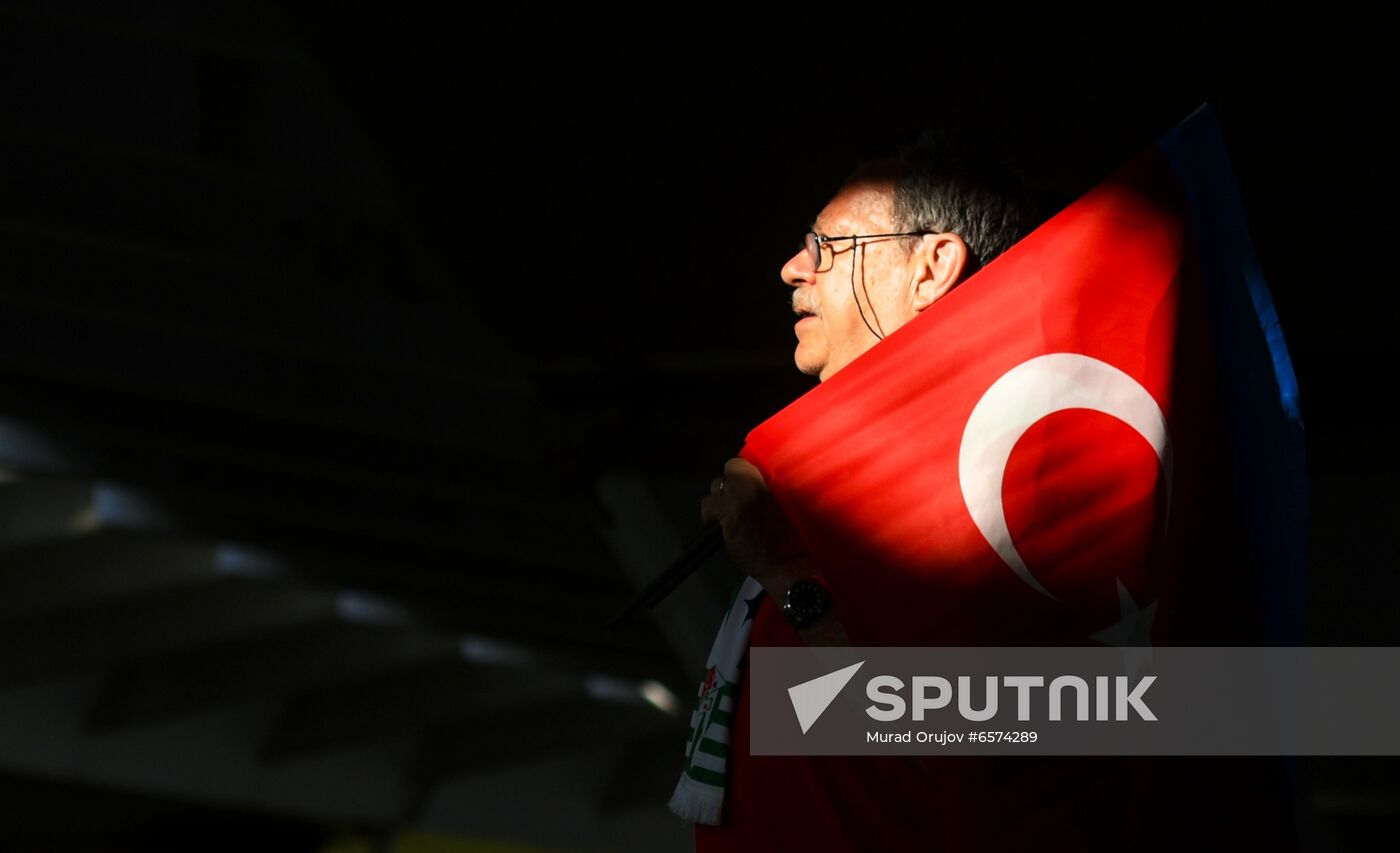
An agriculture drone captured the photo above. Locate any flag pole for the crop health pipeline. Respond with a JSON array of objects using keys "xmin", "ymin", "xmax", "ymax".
[{"xmin": 604, "ymin": 521, "xmax": 724, "ymax": 628}]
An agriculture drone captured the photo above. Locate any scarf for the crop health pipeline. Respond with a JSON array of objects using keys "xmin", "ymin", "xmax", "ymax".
[{"xmin": 668, "ymin": 575, "xmax": 767, "ymax": 825}]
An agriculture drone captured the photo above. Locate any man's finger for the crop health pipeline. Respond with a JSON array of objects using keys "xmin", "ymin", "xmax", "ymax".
[
  {"xmin": 722, "ymin": 459, "xmax": 767, "ymax": 499},
  {"xmin": 723, "ymin": 457, "xmax": 762, "ymax": 481}
]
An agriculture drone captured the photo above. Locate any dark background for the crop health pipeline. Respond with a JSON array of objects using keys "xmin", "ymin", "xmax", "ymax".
[{"xmin": 0, "ymin": 4, "xmax": 1393, "ymax": 851}]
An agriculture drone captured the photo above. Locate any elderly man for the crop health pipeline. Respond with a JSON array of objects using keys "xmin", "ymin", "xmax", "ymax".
[
  {"xmin": 683, "ymin": 131, "xmax": 1303, "ymax": 852},
  {"xmin": 700, "ymin": 135, "xmax": 1035, "ymax": 647},
  {"xmin": 688, "ymin": 136, "xmax": 1046, "ymax": 850}
]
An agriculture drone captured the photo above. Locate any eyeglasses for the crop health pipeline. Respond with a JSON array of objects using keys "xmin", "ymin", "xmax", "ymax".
[
  {"xmin": 801, "ymin": 229, "xmax": 937, "ymax": 340},
  {"xmin": 803, "ymin": 230, "xmax": 936, "ymax": 273}
]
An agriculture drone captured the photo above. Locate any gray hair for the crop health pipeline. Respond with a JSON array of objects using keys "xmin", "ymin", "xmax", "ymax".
[{"xmin": 854, "ymin": 130, "xmax": 1039, "ymax": 277}]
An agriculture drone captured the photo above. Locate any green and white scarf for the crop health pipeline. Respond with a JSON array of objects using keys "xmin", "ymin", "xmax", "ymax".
[{"xmin": 668, "ymin": 575, "xmax": 767, "ymax": 825}]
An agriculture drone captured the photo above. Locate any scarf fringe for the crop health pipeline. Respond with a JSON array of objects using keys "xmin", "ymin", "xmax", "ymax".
[{"xmin": 668, "ymin": 773, "xmax": 724, "ymax": 825}]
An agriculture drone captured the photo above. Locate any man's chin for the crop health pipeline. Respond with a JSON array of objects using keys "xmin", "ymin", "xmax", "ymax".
[{"xmin": 794, "ymin": 353, "xmax": 823, "ymax": 379}]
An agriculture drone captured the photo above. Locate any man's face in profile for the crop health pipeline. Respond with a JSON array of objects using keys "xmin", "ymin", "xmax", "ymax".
[{"xmin": 780, "ymin": 177, "xmax": 913, "ymax": 382}]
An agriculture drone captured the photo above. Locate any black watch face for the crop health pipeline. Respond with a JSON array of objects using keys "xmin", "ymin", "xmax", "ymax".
[{"xmin": 784, "ymin": 580, "xmax": 830, "ymax": 628}]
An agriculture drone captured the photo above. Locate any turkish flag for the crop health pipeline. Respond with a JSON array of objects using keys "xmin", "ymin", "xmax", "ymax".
[{"xmin": 740, "ymin": 103, "xmax": 1305, "ymax": 649}]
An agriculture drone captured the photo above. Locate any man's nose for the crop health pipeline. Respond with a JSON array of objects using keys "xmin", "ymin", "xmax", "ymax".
[{"xmin": 781, "ymin": 246, "xmax": 814, "ymax": 288}]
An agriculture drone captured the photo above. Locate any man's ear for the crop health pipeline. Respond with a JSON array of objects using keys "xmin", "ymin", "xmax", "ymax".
[{"xmin": 909, "ymin": 233, "xmax": 969, "ymax": 313}]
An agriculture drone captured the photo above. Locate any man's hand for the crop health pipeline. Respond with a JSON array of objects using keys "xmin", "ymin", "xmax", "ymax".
[
  {"xmin": 700, "ymin": 458, "xmax": 811, "ymax": 593},
  {"xmin": 701, "ymin": 458, "xmax": 849, "ymax": 646}
]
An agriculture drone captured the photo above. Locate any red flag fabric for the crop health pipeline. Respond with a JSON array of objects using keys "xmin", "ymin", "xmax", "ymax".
[
  {"xmin": 695, "ymin": 109, "xmax": 1302, "ymax": 850},
  {"xmin": 740, "ymin": 142, "xmax": 1259, "ymax": 650}
]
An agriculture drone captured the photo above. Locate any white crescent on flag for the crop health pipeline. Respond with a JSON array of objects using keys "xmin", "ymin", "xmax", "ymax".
[{"xmin": 958, "ymin": 353, "xmax": 1173, "ymax": 600}]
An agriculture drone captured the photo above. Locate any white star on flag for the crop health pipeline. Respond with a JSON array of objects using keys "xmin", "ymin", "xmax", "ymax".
[{"xmin": 1091, "ymin": 578, "xmax": 1158, "ymax": 679}]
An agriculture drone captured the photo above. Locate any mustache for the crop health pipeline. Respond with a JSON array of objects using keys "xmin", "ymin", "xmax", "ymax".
[{"xmin": 791, "ymin": 293, "xmax": 820, "ymax": 316}]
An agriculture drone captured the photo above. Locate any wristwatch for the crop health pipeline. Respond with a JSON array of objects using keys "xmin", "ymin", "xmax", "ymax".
[{"xmin": 782, "ymin": 578, "xmax": 832, "ymax": 630}]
